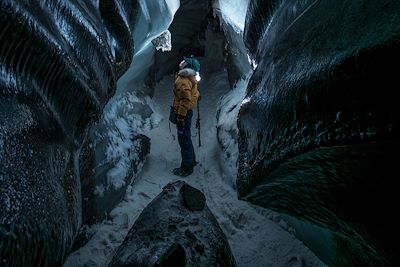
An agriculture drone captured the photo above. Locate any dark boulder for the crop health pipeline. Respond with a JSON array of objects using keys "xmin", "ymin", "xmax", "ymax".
[{"xmin": 108, "ymin": 180, "xmax": 237, "ymax": 267}]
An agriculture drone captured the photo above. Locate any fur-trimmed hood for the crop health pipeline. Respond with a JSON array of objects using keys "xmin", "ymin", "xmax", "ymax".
[{"xmin": 178, "ymin": 68, "xmax": 196, "ymax": 77}]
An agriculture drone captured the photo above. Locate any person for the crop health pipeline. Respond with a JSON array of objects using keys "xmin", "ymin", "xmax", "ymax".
[{"xmin": 172, "ymin": 55, "xmax": 201, "ymax": 177}]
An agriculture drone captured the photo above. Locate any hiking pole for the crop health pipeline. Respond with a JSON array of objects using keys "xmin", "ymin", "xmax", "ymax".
[{"xmin": 196, "ymin": 101, "xmax": 201, "ymax": 147}]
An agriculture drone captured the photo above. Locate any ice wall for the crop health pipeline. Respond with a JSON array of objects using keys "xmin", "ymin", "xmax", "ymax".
[
  {"xmin": 84, "ymin": 0, "xmax": 180, "ymax": 225},
  {"xmin": 213, "ymin": 0, "xmax": 251, "ymax": 87},
  {"xmin": 0, "ymin": 0, "xmax": 140, "ymax": 265},
  {"xmin": 238, "ymin": 0, "xmax": 400, "ymax": 265},
  {"xmin": 118, "ymin": 0, "xmax": 179, "ymax": 93},
  {"xmin": 217, "ymin": 0, "xmax": 250, "ymax": 32}
]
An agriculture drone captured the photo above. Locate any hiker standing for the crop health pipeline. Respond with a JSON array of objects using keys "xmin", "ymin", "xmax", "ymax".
[{"xmin": 172, "ymin": 56, "xmax": 201, "ymax": 177}]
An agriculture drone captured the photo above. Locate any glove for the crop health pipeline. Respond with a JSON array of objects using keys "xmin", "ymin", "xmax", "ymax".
[{"xmin": 177, "ymin": 114, "xmax": 185, "ymax": 128}]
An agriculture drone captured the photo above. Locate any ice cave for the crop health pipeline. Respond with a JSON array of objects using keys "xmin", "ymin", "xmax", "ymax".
[{"xmin": 1, "ymin": 0, "xmax": 400, "ymax": 266}]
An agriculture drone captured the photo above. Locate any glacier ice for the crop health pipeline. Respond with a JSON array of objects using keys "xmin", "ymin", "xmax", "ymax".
[
  {"xmin": 87, "ymin": 0, "xmax": 180, "ymax": 217},
  {"xmin": 215, "ymin": 0, "xmax": 250, "ymax": 32},
  {"xmin": 135, "ymin": 0, "xmax": 179, "ymax": 54}
]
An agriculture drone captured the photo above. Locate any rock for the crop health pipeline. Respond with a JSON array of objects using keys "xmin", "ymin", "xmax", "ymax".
[
  {"xmin": 108, "ymin": 180, "xmax": 237, "ymax": 267},
  {"xmin": 180, "ymin": 183, "xmax": 206, "ymax": 211}
]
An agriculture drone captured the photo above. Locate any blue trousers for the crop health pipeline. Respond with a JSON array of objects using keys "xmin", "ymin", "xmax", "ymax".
[{"xmin": 177, "ymin": 110, "xmax": 196, "ymax": 170}]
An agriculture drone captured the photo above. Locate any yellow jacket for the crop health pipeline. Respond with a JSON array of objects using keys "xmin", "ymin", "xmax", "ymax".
[{"xmin": 173, "ymin": 68, "xmax": 200, "ymax": 116}]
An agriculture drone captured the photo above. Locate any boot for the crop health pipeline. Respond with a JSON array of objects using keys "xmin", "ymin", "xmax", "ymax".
[{"xmin": 172, "ymin": 167, "xmax": 193, "ymax": 177}]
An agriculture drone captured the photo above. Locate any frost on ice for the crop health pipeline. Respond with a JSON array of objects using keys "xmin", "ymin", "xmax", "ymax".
[{"xmin": 151, "ymin": 30, "xmax": 172, "ymax": 51}]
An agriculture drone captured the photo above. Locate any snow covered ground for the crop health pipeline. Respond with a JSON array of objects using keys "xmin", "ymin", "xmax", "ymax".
[{"xmin": 64, "ymin": 66, "xmax": 326, "ymax": 267}]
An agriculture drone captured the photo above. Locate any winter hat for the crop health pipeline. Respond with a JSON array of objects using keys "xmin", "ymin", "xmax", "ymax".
[{"xmin": 183, "ymin": 55, "xmax": 201, "ymax": 72}]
